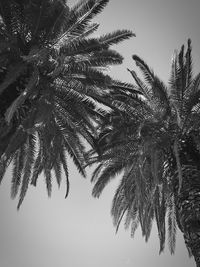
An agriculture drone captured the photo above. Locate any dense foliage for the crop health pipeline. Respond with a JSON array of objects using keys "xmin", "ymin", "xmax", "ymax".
[
  {"xmin": 0, "ymin": 0, "xmax": 134, "ymax": 208},
  {"xmin": 88, "ymin": 40, "xmax": 200, "ymax": 264}
]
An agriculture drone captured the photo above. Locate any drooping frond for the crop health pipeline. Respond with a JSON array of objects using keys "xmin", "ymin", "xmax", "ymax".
[
  {"xmin": 92, "ymin": 161, "xmax": 124, "ymax": 198},
  {"xmin": 61, "ymin": 128, "xmax": 86, "ymax": 178},
  {"xmin": 44, "ymin": 166, "xmax": 52, "ymax": 197},
  {"xmin": 167, "ymin": 193, "xmax": 177, "ymax": 254},
  {"xmin": 53, "ymin": 155, "xmax": 62, "ymax": 188},
  {"xmin": 31, "ymin": 144, "xmax": 43, "ymax": 187},
  {"xmin": 11, "ymin": 144, "xmax": 26, "ymax": 199},
  {"xmin": 17, "ymin": 133, "xmax": 36, "ymax": 209},
  {"xmin": 60, "ymin": 149, "xmax": 69, "ymax": 198}
]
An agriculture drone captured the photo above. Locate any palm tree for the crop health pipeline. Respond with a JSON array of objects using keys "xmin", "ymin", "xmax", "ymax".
[
  {"xmin": 0, "ymin": 0, "xmax": 134, "ymax": 209},
  {"xmin": 88, "ymin": 39, "xmax": 200, "ymax": 266}
]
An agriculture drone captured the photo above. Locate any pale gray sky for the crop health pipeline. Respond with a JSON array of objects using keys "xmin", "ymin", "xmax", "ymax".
[{"xmin": 1, "ymin": 0, "xmax": 200, "ymax": 267}]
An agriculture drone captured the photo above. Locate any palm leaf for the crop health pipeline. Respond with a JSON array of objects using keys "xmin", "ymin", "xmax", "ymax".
[
  {"xmin": 92, "ymin": 161, "xmax": 124, "ymax": 197},
  {"xmin": 11, "ymin": 145, "xmax": 25, "ymax": 199},
  {"xmin": 53, "ymin": 155, "xmax": 62, "ymax": 187},
  {"xmin": 167, "ymin": 193, "xmax": 177, "ymax": 254},
  {"xmin": 60, "ymin": 149, "xmax": 69, "ymax": 198},
  {"xmin": 17, "ymin": 134, "xmax": 36, "ymax": 209},
  {"xmin": 98, "ymin": 30, "xmax": 135, "ymax": 46},
  {"xmin": 43, "ymin": 166, "xmax": 52, "ymax": 197},
  {"xmin": 53, "ymin": 0, "xmax": 109, "ymax": 46}
]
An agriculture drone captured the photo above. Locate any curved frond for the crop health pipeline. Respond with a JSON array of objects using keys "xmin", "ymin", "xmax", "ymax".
[
  {"xmin": 92, "ymin": 161, "xmax": 124, "ymax": 197},
  {"xmin": 98, "ymin": 30, "xmax": 135, "ymax": 46}
]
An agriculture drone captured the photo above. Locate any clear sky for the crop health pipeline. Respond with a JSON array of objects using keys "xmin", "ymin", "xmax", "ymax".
[{"xmin": 0, "ymin": 0, "xmax": 200, "ymax": 267}]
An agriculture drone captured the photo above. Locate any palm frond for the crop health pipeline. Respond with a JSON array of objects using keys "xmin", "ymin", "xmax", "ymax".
[
  {"xmin": 167, "ymin": 193, "xmax": 177, "ymax": 254},
  {"xmin": 31, "ymin": 133, "xmax": 43, "ymax": 186},
  {"xmin": 53, "ymin": 155, "xmax": 62, "ymax": 187},
  {"xmin": 89, "ymin": 39, "xmax": 200, "ymax": 259},
  {"xmin": 17, "ymin": 133, "xmax": 36, "ymax": 209},
  {"xmin": 185, "ymin": 39, "xmax": 193, "ymax": 87},
  {"xmin": 44, "ymin": 166, "xmax": 52, "ymax": 197},
  {"xmin": 54, "ymin": 0, "xmax": 109, "ymax": 46},
  {"xmin": 98, "ymin": 30, "xmax": 135, "ymax": 46},
  {"xmin": 11, "ymin": 145, "xmax": 25, "ymax": 199},
  {"xmin": 0, "ymin": 0, "xmax": 136, "ymax": 207},
  {"xmin": 60, "ymin": 149, "xmax": 69, "ymax": 198},
  {"xmin": 92, "ymin": 161, "xmax": 124, "ymax": 198},
  {"xmin": 72, "ymin": 0, "xmax": 109, "ymax": 22}
]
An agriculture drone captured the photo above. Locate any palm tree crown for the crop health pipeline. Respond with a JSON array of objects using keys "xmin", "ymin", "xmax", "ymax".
[
  {"xmin": 0, "ymin": 0, "xmax": 134, "ymax": 208},
  {"xmin": 89, "ymin": 39, "xmax": 200, "ymax": 265}
]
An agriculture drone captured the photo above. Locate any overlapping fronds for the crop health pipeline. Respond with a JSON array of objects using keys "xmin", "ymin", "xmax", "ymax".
[
  {"xmin": 90, "ymin": 40, "xmax": 200, "ymax": 256},
  {"xmin": 0, "ymin": 0, "xmax": 135, "ymax": 207}
]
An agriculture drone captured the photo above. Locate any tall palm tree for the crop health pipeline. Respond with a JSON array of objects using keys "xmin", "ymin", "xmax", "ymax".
[
  {"xmin": 0, "ymin": 0, "xmax": 134, "ymax": 209},
  {"xmin": 88, "ymin": 39, "xmax": 200, "ymax": 266}
]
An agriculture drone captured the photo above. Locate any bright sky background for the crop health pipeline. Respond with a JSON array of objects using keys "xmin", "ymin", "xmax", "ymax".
[{"xmin": 1, "ymin": 0, "xmax": 200, "ymax": 266}]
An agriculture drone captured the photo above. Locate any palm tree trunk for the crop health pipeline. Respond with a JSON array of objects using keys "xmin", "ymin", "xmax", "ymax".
[{"xmin": 174, "ymin": 167, "xmax": 200, "ymax": 267}]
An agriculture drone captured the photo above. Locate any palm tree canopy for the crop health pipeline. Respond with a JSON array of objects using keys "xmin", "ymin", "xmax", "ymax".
[
  {"xmin": 0, "ymin": 0, "xmax": 135, "ymax": 208},
  {"xmin": 89, "ymin": 39, "xmax": 200, "ymax": 255}
]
